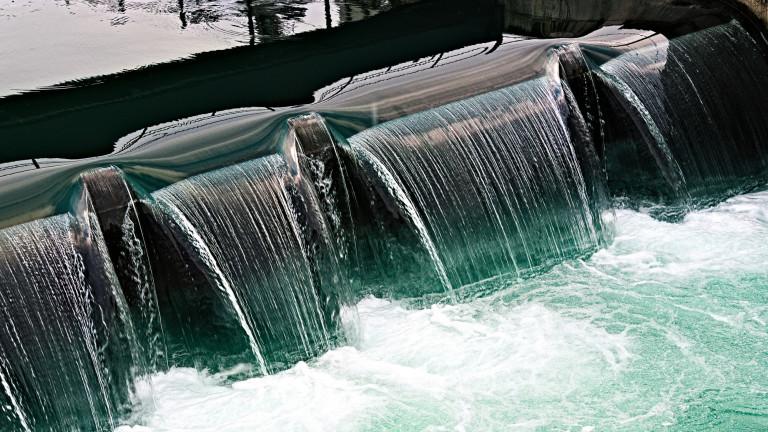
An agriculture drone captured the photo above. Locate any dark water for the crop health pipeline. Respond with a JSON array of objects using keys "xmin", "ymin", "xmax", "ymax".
[{"xmin": 0, "ymin": 0, "xmax": 500, "ymax": 164}]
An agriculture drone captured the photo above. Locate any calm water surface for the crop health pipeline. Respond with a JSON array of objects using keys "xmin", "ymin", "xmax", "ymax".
[{"xmin": 0, "ymin": 0, "xmax": 393, "ymax": 96}]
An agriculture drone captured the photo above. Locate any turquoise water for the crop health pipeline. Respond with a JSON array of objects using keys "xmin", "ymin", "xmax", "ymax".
[{"xmin": 117, "ymin": 190, "xmax": 768, "ymax": 431}]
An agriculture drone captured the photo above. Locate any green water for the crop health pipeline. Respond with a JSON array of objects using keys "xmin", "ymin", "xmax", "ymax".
[{"xmin": 116, "ymin": 191, "xmax": 768, "ymax": 431}]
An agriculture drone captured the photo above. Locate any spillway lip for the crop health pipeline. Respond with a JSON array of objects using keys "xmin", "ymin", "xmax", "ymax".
[{"xmin": 0, "ymin": 3, "xmax": 761, "ymax": 230}]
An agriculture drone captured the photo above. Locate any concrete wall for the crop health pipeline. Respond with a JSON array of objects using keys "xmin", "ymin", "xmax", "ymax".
[
  {"xmin": 739, "ymin": 0, "xmax": 767, "ymax": 27},
  {"xmin": 502, "ymin": 0, "xmax": 768, "ymax": 38}
]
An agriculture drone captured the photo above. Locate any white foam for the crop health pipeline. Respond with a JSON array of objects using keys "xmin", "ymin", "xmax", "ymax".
[
  {"xmin": 117, "ymin": 190, "xmax": 768, "ymax": 431},
  {"xmin": 116, "ymin": 297, "xmax": 630, "ymax": 431},
  {"xmin": 593, "ymin": 191, "xmax": 768, "ymax": 276}
]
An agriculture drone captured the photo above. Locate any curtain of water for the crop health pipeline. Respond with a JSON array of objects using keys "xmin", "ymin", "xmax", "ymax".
[
  {"xmin": 348, "ymin": 75, "xmax": 612, "ymax": 297},
  {"xmin": 82, "ymin": 167, "xmax": 169, "ymax": 372},
  {"xmin": 120, "ymin": 210, "xmax": 167, "ymax": 370},
  {"xmin": 2, "ymin": 18, "xmax": 766, "ymax": 432},
  {"xmin": 151, "ymin": 155, "xmax": 348, "ymax": 373},
  {"xmin": 598, "ymin": 21, "xmax": 768, "ymax": 213},
  {"xmin": 0, "ymin": 212, "xmax": 138, "ymax": 431}
]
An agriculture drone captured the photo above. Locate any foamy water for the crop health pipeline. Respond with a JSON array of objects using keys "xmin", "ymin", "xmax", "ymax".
[{"xmin": 116, "ymin": 191, "xmax": 768, "ymax": 431}]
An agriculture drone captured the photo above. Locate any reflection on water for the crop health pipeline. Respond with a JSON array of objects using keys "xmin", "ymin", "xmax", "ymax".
[
  {"xmin": 115, "ymin": 0, "xmax": 394, "ymax": 38},
  {"xmin": 0, "ymin": 0, "xmax": 395, "ymax": 96}
]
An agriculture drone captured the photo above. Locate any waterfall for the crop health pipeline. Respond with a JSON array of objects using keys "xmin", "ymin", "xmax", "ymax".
[
  {"xmin": 151, "ymin": 200, "xmax": 271, "ymax": 375},
  {"xmin": 0, "ymin": 210, "xmax": 140, "ymax": 431},
  {"xmin": 82, "ymin": 167, "xmax": 168, "ymax": 372},
  {"xmin": 0, "ymin": 14, "xmax": 765, "ymax": 431},
  {"xmin": 345, "ymin": 73, "xmax": 613, "ymax": 298},
  {"xmin": 120, "ymin": 210, "xmax": 167, "ymax": 370},
  {"xmin": 150, "ymin": 154, "xmax": 350, "ymax": 372},
  {"xmin": 598, "ymin": 21, "xmax": 768, "ymax": 217}
]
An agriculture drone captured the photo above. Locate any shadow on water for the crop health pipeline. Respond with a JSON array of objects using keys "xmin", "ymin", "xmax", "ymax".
[
  {"xmin": 0, "ymin": 0, "xmax": 501, "ymax": 162},
  {"xmin": 1, "ymin": 0, "xmax": 756, "ymax": 164},
  {"xmin": 0, "ymin": 0, "xmax": 398, "ymax": 98}
]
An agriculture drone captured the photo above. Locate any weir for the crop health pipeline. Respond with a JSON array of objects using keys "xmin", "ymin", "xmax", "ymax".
[
  {"xmin": 345, "ymin": 72, "xmax": 613, "ymax": 298},
  {"xmin": 596, "ymin": 21, "xmax": 768, "ymax": 218},
  {"xmin": 149, "ymin": 152, "xmax": 350, "ymax": 373},
  {"xmin": 0, "ymin": 205, "xmax": 141, "ymax": 431},
  {"xmin": 0, "ymin": 4, "xmax": 766, "ymax": 430}
]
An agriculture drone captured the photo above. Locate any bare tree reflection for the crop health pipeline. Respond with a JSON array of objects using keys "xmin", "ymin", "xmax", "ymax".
[
  {"xmin": 248, "ymin": 0, "xmax": 313, "ymax": 37},
  {"xmin": 79, "ymin": 0, "xmax": 397, "ymax": 41},
  {"xmin": 338, "ymin": 0, "xmax": 390, "ymax": 23},
  {"xmin": 178, "ymin": 0, "xmax": 187, "ymax": 28}
]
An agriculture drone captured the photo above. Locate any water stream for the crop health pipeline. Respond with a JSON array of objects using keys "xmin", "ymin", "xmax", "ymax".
[
  {"xmin": 598, "ymin": 21, "xmax": 768, "ymax": 218},
  {"xmin": 0, "ymin": 15, "xmax": 765, "ymax": 432},
  {"xmin": 0, "ymin": 212, "xmax": 140, "ymax": 431},
  {"xmin": 116, "ymin": 190, "xmax": 768, "ymax": 431},
  {"xmin": 151, "ymin": 155, "xmax": 350, "ymax": 373}
]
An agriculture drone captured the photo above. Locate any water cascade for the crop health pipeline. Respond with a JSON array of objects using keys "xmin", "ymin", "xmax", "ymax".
[
  {"xmin": 0, "ymin": 10, "xmax": 766, "ymax": 430},
  {"xmin": 0, "ymin": 202, "xmax": 142, "ymax": 431},
  {"xmin": 344, "ymin": 71, "xmax": 614, "ymax": 298},
  {"xmin": 82, "ymin": 168, "xmax": 168, "ymax": 372},
  {"xmin": 596, "ymin": 21, "xmax": 768, "ymax": 218},
  {"xmin": 148, "ymin": 152, "xmax": 350, "ymax": 373}
]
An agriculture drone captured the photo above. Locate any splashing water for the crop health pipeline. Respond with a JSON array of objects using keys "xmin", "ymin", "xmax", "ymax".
[
  {"xmin": 151, "ymin": 155, "xmax": 351, "ymax": 373},
  {"xmin": 0, "ymin": 213, "xmax": 139, "ymax": 431},
  {"xmin": 116, "ymin": 189, "xmax": 768, "ymax": 431},
  {"xmin": 347, "ymin": 76, "xmax": 613, "ymax": 298},
  {"xmin": 599, "ymin": 21, "xmax": 768, "ymax": 214}
]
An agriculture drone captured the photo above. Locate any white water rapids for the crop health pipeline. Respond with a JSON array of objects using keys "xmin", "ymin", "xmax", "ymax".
[{"xmin": 117, "ymin": 190, "xmax": 768, "ymax": 431}]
